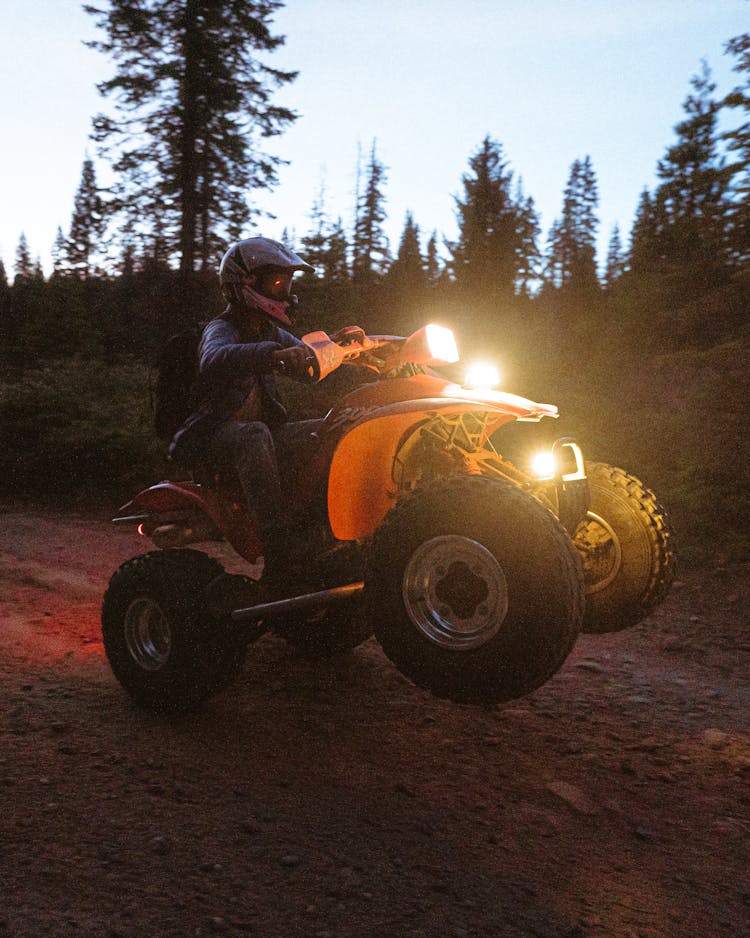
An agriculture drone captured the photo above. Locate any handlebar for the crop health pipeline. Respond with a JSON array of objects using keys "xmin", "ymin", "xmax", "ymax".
[{"xmin": 299, "ymin": 323, "xmax": 457, "ymax": 382}]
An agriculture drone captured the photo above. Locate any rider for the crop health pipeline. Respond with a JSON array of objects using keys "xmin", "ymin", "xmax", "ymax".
[{"xmin": 169, "ymin": 236, "xmax": 320, "ymax": 588}]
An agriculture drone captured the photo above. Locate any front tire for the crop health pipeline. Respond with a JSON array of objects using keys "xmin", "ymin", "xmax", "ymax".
[
  {"xmin": 574, "ymin": 462, "xmax": 675, "ymax": 633},
  {"xmin": 101, "ymin": 549, "xmax": 243, "ymax": 713},
  {"xmin": 367, "ymin": 477, "xmax": 584, "ymax": 704}
]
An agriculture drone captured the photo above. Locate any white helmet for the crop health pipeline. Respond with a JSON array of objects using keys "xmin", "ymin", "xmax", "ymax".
[{"xmin": 219, "ymin": 237, "xmax": 314, "ymax": 326}]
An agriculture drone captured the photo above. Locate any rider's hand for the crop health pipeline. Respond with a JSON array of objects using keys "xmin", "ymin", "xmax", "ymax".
[
  {"xmin": 272, "ymin": 346, "xmax": 314, "ymax": 381},
  {"xmin": 331, "ymin": 325, "xmax": 366, "ymax": 346}
]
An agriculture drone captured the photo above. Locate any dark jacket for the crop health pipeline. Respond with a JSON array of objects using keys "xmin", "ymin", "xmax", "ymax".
[{"xmin": 168, "ymin": 308, "xmax": 304, "ymax": 464}]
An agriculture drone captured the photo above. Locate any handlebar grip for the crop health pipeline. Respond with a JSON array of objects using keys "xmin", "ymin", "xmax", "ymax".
[{"xmin": 275, "ymin": 354, "xmax": 319, "ymax": 381}]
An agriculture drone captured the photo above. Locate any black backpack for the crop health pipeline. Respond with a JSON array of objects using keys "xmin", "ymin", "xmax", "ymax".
[{"xmin": 152, "ymin": 325, "xmax": 202, "ymax": 441}]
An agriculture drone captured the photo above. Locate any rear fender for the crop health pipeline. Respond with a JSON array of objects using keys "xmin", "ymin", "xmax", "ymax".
[
  {"xmin": 116, "ymin": 481, "xmax": 262, "ymax": 563},
  {"xmin": 327, "ymin": 399, "xmax": 516, "ymax": 541}
]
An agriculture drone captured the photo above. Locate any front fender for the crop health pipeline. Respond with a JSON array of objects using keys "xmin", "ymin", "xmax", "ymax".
[{"xmin": 327, "ymin": 398, "xmax": 519, "ymax": 541}]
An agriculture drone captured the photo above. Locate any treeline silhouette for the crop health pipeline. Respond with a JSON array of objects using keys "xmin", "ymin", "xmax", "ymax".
[{"xmin": 1, "ymin": 11, "xmax": 749, "ymax": 563}]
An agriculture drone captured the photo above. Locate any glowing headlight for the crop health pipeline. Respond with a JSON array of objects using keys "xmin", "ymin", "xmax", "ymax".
[
  {"xmin": 531, "ymin": 451, "xmax": 557, "ymax": 480},
  {"xmin": 425, "ymin": 324, "xmax": 459, "ymax": 363},
  {"xmin": 464, "ymin": 362, "xmax": 500, "ymax": 390}
]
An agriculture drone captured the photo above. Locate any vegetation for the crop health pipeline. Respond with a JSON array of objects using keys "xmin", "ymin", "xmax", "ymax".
[{"xmin": 1, "ymin": 7, "xmax": 749, "ymax": 565}]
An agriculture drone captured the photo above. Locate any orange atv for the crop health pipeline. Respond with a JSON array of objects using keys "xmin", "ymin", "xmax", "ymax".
[{"xmin": 102, "ymin": 324, "xmax": 675, "ymax": 713}]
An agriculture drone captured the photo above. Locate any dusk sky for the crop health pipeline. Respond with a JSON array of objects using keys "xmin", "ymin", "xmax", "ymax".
[{"xmin": 0, "ymin": 0, "xmax": 747, "ymax": 275}]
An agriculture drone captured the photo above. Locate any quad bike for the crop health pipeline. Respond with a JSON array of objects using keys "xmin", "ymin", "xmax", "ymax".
[{"xmin": 102, "ymin": 323, "xmax": 675, "ymax": 713}]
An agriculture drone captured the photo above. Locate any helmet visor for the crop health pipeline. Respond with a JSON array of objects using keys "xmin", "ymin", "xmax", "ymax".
[{"xmin": 256, "ymin": 268, "xmax": 295, "ymax": 301}]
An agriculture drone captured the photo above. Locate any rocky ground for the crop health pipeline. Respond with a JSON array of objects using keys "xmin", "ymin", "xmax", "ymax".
[{"xmin": 1, "ymin": 508, "xmax": 749, "ymax": 937}]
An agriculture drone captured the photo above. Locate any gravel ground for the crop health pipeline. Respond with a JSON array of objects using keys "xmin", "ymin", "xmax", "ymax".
[{"xmin": 1, "ymin": 508, "xmax": 748, "ymax": 937}]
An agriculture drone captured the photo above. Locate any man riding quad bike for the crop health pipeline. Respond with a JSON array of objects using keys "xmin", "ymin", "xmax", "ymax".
[{"xmin": 102, "ymin": 242, "xmax": 675, "ymax": 715}]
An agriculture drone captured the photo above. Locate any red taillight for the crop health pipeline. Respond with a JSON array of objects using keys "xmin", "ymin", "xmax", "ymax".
[{"xmin": 137, "ymin": 523, "xmax": 145, "ymax": 536}]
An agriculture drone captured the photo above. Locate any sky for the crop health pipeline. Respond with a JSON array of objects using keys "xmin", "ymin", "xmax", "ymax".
[{"xmin": 0, "ymin": 0, "xmax": 748, "ymax": 277}]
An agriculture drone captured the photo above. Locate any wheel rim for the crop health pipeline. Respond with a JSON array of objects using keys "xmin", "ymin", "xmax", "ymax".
[
  {"xmin": 574, "ymin": 511, "xmax": 622, "ymax": 594},
  {"xmin": 402, "ymin": 535, "xmax": 509, "ymax": 650},
  {"xmin": 123, "ymin": 597, "xmax": 173, "ymax": 671}
]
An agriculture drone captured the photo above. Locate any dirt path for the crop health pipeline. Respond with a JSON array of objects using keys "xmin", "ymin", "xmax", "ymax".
[{"xmin": 1, "ymin": 508, "xmax": 748, "ymax": 937}]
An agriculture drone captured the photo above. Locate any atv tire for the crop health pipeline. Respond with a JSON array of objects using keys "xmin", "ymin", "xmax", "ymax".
[
  {"xmin": 367, "ymin": 476, "xmax": 584, "ymax": 705},
  {"xmin": 574, "ymin": 462, "xmax": 675, "ymax": 633},
  {"xmin": 102, "ymin": 549, "xmax": 243, "ymax": 714}
]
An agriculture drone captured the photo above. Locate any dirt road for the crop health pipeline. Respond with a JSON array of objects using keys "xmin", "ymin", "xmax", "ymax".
[{"xmin": 1, "ymin": 508, "xmax": 748, "ymax": 937}]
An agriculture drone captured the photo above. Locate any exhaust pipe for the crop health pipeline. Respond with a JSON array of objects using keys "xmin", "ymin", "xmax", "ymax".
[{"xmin": 231, "ymin": 581, "xmax": 364, "ymax": 624}]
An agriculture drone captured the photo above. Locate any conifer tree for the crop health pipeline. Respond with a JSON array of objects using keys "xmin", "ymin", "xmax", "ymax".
[
  {"xmin": 425, "ymin": 231, "xmax": 441, "ymax": 286},
  {"xmin": 51, "ymin": 227, "xmax": 70, "ymax": 277},
  {"xmin": 628, "ymin": 189, "xmax": 661, "ymax": 275},
  {"xmin": 388, "ymin": 212, "xmax": 425, "ymax": 290},
  {"xmin": 86, "ymin": 0, "xmax": 298, "ymax": 278},
  {"xmin": 352, "ymin": 140, "xmax": 390, "ymax": 283},
  {"xmin": 546, "ymin": 156, "xmax": 600, "ymax": 293},
  {"xmin": 67, "ymin": 157, "xmax": 106, "ymax": 279},
  {"xmin": 721, "ymin": 33, "xmax": 750, "ymax": 264},
  {"xmin": 14, "ymin": 233, "xmax": 33, "ymax": 283},
  {"xmin": 604, "ymin": 224, "xmax": 626, "ymax": 288},
  {"xmin": 320, "ymin": 218, "xmax": 349, "ymax": 285},
  {"xmin": 647, "ymin": 62, "xmax": 733, "ymax": 293},
  {"xmin": 300, "ymin": 180, "xmax": 329, "ymax": 277},
  {"xmin": 515, "ymin": 182, "xmax": 541, "ymax": 295},
  {"xmin": 724, "ymin": 33, "xmax": 750, "ymax": 186},
  {"xmin": 449, "ymin": 136, "xmax": 538, "ymax": 300}
]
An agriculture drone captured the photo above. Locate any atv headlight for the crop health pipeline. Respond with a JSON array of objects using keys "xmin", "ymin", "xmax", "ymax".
[
  {"xmin": 425, "ymin": 324, "xmax": 459, "ymax": 363},
  {"xmin": 464, "ymin": 362, "xmax": 500, "ymax": 390},
  {"xmin": 531, "ymin": 450, "xmax": 557, "ymax": 480}
]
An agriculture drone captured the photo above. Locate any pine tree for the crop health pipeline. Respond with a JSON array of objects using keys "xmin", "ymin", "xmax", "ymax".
[
  {"xmin": 425, "ymin": 231, "xmax": 441, "ymax": 286},
  {"xmin": 280, "ymin": 227, "xmax": 296, "ymax": 251},
  {"xmin": 388, "ymin": 212, "xmax": 425, "ymax": 290},
  {"xmin": 300, "ymin": 179, "xmax": 329, "ymax": 277},
  {"xmin": 320, "ymin": 217, "xmax": 349, "ymax": 285},
  {"xmin": 14, "ymin": 233, "xmax": 33, "ymax": 283},
  {"xmin": 724, "ymin": 33, "xmax": 750, "ymax": 190},
  {"xmin": 449, "ymin": 136, "xmax": 538, "ymax": 300},
  {"xmin": 546, "ymin": 156, "xmax": 600, "ymax": 293},
  {"xmin": 51, "ymin": 227, "xmax": 70, "ymax": 277},
  {"xmin": 648, "ymin": 62, "xmax": 733, "ymax": 293},
  {"xmin": 629, "ymin": 189, "xmax": 661, "ymax": 274},
  {"xmin": 86, "ymin": 0, "xmax": 298, "ymax": 278},
  {"xmin": 604, "ymin": 224, "xmax": 626, "ymax": 288},
  {"xmin": 515, "ymin": 183, "xmax": 541, "ymax": 295},
  {"xmin": 352, "ymin": 140, "xmax": 390, "ymax": 283},
  {"xmin": 67, "ymin": 157, "xmax": 106, "ymax": 279},
  {"xmin": 722, "ymin": 33, "xmax": 750, "ymax": 265}
]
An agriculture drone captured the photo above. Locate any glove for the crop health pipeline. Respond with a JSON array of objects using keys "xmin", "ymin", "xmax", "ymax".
[{"xmin": 272, "ymin": 345, "xmax": 315, "ymax": 381}]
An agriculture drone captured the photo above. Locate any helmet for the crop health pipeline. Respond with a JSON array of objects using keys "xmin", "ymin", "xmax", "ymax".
[{"xmin": 219, "ymin": 237, "xmax": 314, "ymax": 327}]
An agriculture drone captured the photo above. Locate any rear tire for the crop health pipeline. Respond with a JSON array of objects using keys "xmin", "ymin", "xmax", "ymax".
[
  {"xmin": 574, "ymin": 462, "xmax": 675, "ymax": 633},
  {"xmin": 367, "ymin": 477, "xmax": 583, "ymax": 704},
  {"xmin": 101, "ymin": 549, "xmax": 242, "ymax": 714}
]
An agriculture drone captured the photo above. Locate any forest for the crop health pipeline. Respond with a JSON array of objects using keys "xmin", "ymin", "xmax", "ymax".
[{"xmin": 1, "ymin": 2, "xmax": 749, "ymax": 565}]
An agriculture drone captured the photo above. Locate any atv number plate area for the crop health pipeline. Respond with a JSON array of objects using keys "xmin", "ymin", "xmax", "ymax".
[{"xmin": 402, "ymin": 535, "xmax": 509, "ymax": 650}]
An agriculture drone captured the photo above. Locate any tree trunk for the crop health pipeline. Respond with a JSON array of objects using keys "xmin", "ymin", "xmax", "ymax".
[{"xmin": 178, "ymin": 0, "xmax": 201, "ymax": 281}]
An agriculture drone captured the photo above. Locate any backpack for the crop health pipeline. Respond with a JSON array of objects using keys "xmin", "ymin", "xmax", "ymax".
[{"xmin": 152, "ymin": 325, "xmax": 202, "ymax": 441}]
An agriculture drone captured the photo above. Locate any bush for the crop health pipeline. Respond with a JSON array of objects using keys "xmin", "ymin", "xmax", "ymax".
[{"xmin": 0, "ymin": 357, "xmax": 168, "ymax": 504}]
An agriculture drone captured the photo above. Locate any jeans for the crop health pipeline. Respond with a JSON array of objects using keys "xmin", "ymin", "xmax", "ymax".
[{"xmin": 204, "ymin": 419, "xmax": 322, "ymax": 537}]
